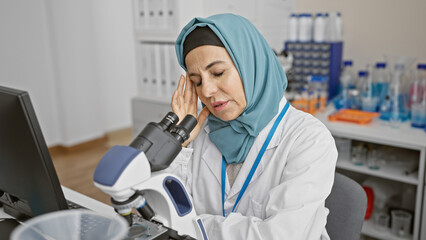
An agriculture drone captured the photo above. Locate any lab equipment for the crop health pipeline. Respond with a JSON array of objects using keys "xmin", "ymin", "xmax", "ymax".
[
  {"xmin": 288, "ymin": 13, "xmax": 298, "ymax": 42},
  {"xmin": 11, "ymin": 209, "xmax": 128, "ymax": 240},
  {"xmin": 313, "ymin": 13, "xmax": 325, "ymax": 42},
  {"xmin": 391, "ymin": 210, "xmax": 412, "ymax": 237},
  {"xmin": 351, "ymin": 145, "xmax": 367, "ymax": 166},
  {"xmin": 389, "ymin": 64, "xmax": 406, "ymax": 128},
  {"xmin": 298, "ymin": 14, "xmax": 313, "ymax": 42},
  {"xmin": 328, "ymin": 109, "xmax": 379, "ymax": 124},
  {"xmin": 410, "ymin": 64, "xmax": 426, "ymax": 128},
  {"xmin": 367, "ymin": 149, "xmax": 380, "ymax": 170},
  {"xmin": 373, "ymin": 62, "xmax": 389, "ymax": 107},
  {"xmin": 361, "ymin": 65, "xmax": 380, "ymax": 112},
  {"xmin": 336, "ymin": 60, "xmax": 356, "ymax": 109},
  {"xmin": 93, "ymin": 112, "xmax": 208, "ymax": 240},
  {"xmin": 374, "ymin": 212, "xmax": 390, "ymax": 231}
]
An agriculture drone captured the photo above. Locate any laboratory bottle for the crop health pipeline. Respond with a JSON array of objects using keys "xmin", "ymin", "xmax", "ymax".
[
  {"xmin": 373, "ymin": 62, "xmax": 389, "ymax": 106},
  {"xmin": 324, "ymin": 12, "xmax": 338, "ymax": 42},
  {"xmin": 298, "ymin": 14, "xmax": 307, "ymax": 42},
  {"xmin": 379, "ymin": 95, "xmax": 392, "ymax": 121},
  {"xmin": 339, "ymin": 60, "xmax": 355, "ymax": 108},
  {"xmin": 307, "ymin": 14, "xmax": 313, "ymax": 42},
  {"xmin": 340, "ymin": 60, "xmax": 355, "ymax": 89},
  {"xmin": 389, "ymin": 64, "xmax": 405, "ymax": 128},
  {"xmin": 313, "ymin": 13, "xmax": 325, "ymax": 42},
  {"xmin": 409, "ymin": 64, "xmax": 426, "ymax": 108},
  {"xmin": 361, "ymin": 66, "xmax": 379, "ymax": 112},
  {"xmin": 289, "ymin": 13, "xmax": 298, "ymax": 42},
  {"xmin": 319, "ymin": 76, "xmax": 329, "ymax": 112},
  {"xmin": 335, "ymin": 12, "xmax": 343, "ymax": 41},
  {"xmin": 357, "ymin": 71, "xmax": 369, "ymax": 97},
  {"xmin": 411, "ymin": 64, "xmax": 426, "ymax": 128}
]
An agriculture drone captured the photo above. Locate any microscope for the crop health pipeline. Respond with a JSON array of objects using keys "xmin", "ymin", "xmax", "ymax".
[{"xmin": 93, "ymin": 112, "xmax": 208, "ymax": 240}]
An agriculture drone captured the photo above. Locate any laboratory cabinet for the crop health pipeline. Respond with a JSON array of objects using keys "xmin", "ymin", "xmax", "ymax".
[{"xmin": 315, "ymin": 108, "xmax": 426, "ymax": 240}]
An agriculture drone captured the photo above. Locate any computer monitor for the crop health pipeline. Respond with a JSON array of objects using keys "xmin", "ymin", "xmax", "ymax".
[{"xmin": 0, "ymin": 85, "xmax": 68, "ymax": 220}]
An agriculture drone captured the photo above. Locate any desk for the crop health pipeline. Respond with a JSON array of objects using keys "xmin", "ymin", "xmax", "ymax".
[{"xmin": 0, "ymin": 186, "xmax": 115, "ymax": 219}]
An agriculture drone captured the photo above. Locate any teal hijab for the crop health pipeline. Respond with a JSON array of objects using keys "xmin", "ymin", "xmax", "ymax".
[{"xmin": 175, "ymin": 14, "xmax": 287, "ymax": 164}]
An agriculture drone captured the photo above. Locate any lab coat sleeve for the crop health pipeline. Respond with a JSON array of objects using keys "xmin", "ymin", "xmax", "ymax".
[{"xmin": 199, "ymin": 122, "xmax": 338, "ymax": 240}]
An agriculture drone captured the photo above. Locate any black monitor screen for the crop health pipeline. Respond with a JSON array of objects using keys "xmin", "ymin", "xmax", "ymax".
[{"xmin": 0, "ymin": 86, "xmax": 68, "ymax": 220}]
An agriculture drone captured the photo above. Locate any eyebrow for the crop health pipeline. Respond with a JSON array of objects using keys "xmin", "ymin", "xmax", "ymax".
[{"xmin": 189, "ymin": 60, "xmax": 225, "ymax": 77}]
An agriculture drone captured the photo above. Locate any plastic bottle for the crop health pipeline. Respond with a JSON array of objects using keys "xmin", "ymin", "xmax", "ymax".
[
  {"xmin": 306, "ymin": 14, "xmax": 314, "ymax": 42},
  {"xmin": 339, "ymin": 60, "xmax": 355, "ymax": 108},
  {"xmin": 357, "ymin": 71, "xmax": 369, "ymax": 97},
  {"xmin": 373, "ymin": 62, "xmax": 389, "ymax": 107},
  {"xmin": 361, "ymin": 65, "xmax": 379, "ymax": 112},
  {"xmin": 324, "ymin": 12, "xmax": 339, "ymax": 42},
  {"xmin": 340, "ymin": 60, "xmax": 355, "ymax": 89},
  {"xmin": 411, "ymin": 64, "xmax": 426, "ymax": 128},
  {"xmin": 289, "ymin": 13, "xmax": 298, "ymax": 42},
  {"xmin": 298, "ymin": 14, "xmax": 309, "ymax": 42},
  {"xmin": 313, "ymin": 13, "xmax": 325, "ymax": 42},
  {"xmin": 319, "ymin": 76, "xmax": 329, "ymax": 112}
]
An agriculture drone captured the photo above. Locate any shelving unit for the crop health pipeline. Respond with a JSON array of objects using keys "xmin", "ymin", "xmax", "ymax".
[{"xmin": 315, "ymin": 108, "xmax": 426, "ymax": 240}]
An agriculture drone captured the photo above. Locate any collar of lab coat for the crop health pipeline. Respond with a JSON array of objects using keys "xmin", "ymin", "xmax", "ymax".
[{"xmin": 201, "ymin": 97, "xmax": 288, "ymax": 199}]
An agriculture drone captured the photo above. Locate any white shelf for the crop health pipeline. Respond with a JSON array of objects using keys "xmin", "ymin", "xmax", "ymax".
[
  {"xmin": 336, "ymin": 158, "xmax": 418, "ymax": 185},
  {"xmin": 362, "ymin": 219, "xmax": 412, "ymax": 240},
  {"xmin": 315, "ymin": 108, "xmax": 426, "ymax": 151}
]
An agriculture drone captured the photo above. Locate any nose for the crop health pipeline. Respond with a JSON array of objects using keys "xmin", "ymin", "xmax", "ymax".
[{"xmin": 200, "ymin": 78, "xmax": 218, "ymax": 98}]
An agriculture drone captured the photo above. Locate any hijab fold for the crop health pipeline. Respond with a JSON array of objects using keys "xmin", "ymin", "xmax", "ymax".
[{"xmin": 175, "ymin": 14, "xmax": 287, "ymax": 164}]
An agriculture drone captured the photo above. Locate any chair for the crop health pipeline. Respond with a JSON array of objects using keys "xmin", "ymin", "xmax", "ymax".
[{"xmin": 325, "ymin": 172, "xmax": 367, "ymax": 240}]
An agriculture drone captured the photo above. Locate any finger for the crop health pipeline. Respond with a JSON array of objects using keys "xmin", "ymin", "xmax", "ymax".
[
  {"xmin": 177, "ymin": 75, "xmax": 185, "ymax": 96},
  {"xmin": 184, "ymin": 72, "xmax": 193, "ymax": 103},
  {"xmin": 197, "ymin": 107, "xmax": 211, "ymax": 125}
]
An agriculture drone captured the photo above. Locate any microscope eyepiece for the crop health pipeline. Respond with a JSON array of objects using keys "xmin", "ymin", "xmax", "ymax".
[
  {"xmin": 170, "ymin": 115, "xmax": 197, "ymax": 144},
  {"xmin": 158, "ymin": 112, "xmax": 179, "ymax": 131}
]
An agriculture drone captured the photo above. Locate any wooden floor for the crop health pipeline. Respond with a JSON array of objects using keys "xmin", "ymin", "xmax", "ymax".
[{"xmin": 50, "ymin": 128, "xmax": 133, "ymax": 205}]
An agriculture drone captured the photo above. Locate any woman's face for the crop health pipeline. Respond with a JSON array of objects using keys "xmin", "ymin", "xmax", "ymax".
[{"xmin": 185, "ymin": 45, "xmax": 246, "ymax": 121}]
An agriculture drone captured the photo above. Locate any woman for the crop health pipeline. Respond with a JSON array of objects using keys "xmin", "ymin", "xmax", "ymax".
[{"xmin": 168, "ymin": 13, "xmax": 337, "ymax": 239}]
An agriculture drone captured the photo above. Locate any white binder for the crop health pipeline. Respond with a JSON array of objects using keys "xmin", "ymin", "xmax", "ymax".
[{"xmin": 139, "ymin": 43, "xmax": 151, "ymax": 97}]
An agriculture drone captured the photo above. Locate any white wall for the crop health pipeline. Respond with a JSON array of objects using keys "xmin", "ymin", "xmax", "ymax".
[
  {"xmin": 297, "ymin": 0, "xmax": 426, "ymax": 71},
  {"xmin": 0, "ymin": 0, "xmax": 61, "ymax": 145},
  {"xmin": 0, "ymin": 0, "xmax": 137, "ymax": 146}
]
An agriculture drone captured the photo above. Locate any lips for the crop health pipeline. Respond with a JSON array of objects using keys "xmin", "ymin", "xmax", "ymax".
[{"xmin": 212, "ymin": 101, "xmax": 229, "ymax": 112}]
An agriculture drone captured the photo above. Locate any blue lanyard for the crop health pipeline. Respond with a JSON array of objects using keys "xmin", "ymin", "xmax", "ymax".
[{"xmin": 221, "ymin": 101, "xmax": 290, "ymax": 217}]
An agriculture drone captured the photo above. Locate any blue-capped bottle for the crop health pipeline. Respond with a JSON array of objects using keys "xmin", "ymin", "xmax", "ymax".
[{"xmin": 373, "ymin": 62, "xmax": 389, "ymax": 107}]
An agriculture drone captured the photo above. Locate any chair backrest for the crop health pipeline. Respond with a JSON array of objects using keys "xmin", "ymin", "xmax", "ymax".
[{"xmin": 325, "ymin": 172, "xmax": 367, "ymax": 240}]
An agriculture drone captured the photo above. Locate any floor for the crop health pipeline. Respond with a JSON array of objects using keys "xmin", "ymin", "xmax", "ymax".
[{"xmin": 51, "ymin": 128, "xmax": 133, "ymax": 205}]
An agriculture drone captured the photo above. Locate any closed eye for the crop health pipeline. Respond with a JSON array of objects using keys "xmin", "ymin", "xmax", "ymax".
[{"xmin": 214, "ymin": 72, "xmax": 224, "ymax": 77}]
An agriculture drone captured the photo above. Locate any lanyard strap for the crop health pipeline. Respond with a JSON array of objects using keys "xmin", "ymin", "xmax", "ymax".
[{"xmin": 221, "ymin": 101, "xmax": 290, "ymax": 217}]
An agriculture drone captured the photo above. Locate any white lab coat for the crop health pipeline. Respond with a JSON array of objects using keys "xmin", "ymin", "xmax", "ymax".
[{"xmin": 167, "ymin": 97, "xmax": 338, "ymax": 240}]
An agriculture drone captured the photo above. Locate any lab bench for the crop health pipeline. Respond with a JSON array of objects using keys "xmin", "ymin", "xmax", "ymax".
[{"xmin": 315, "ymin": 108, "xmax": 426, "ymax": 240}]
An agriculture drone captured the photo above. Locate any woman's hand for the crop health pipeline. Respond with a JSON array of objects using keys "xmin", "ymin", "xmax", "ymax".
[{"xmin": 172, "ymin": 73, "xmax": 210, "ymax": 147}]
